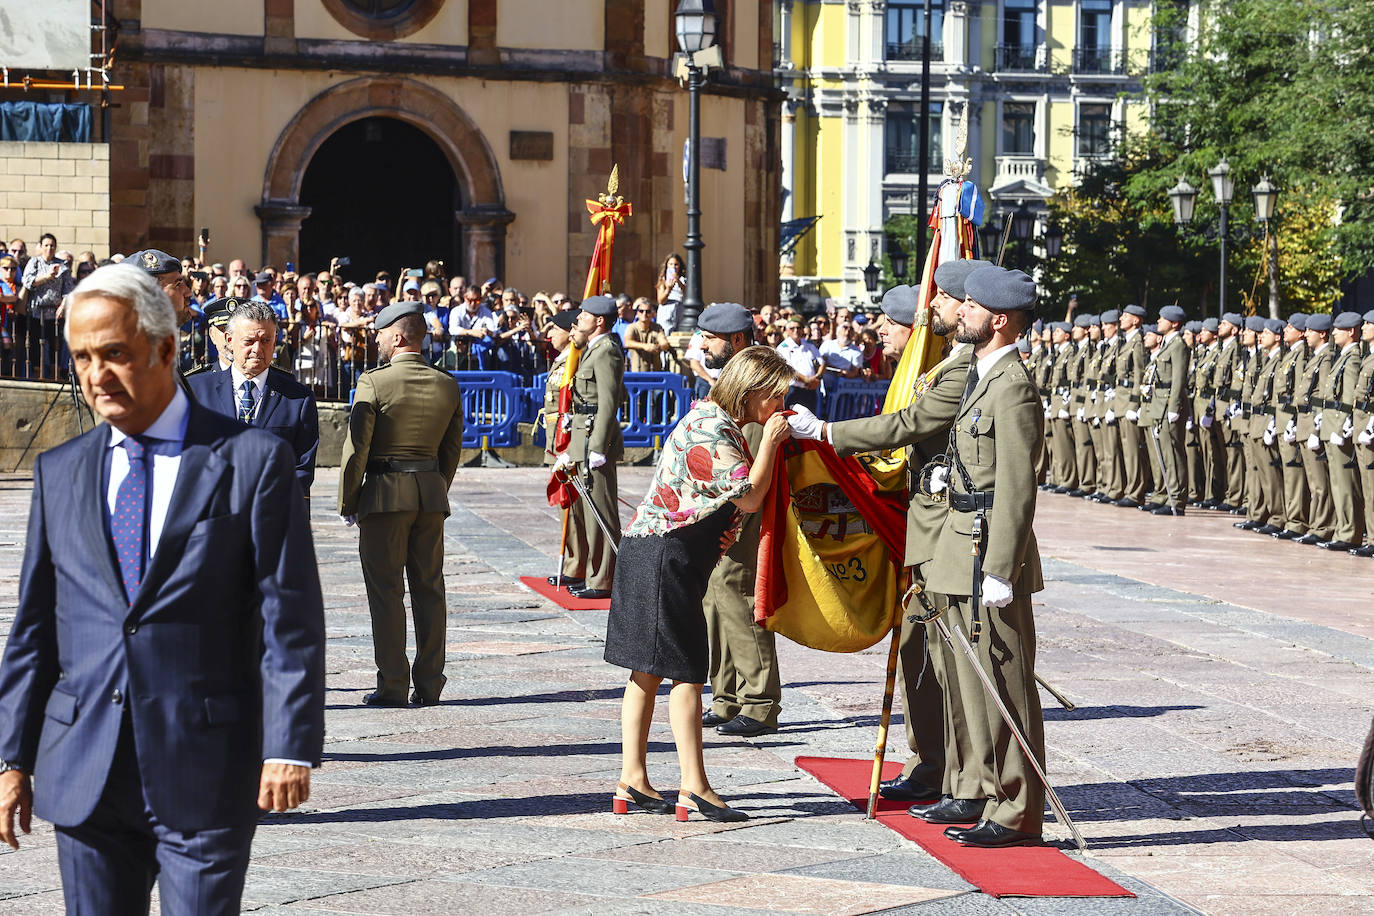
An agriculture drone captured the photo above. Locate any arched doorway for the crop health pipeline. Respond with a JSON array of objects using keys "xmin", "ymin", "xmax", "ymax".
[{"xmin": 298, "ymin": 117, "xmax": 459, "ymax": 283}]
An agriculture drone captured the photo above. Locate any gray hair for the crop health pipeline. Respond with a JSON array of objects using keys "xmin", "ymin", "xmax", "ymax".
[
  {"xmin": 226, "ymin": 300, "xmax": 278, "ymax": 334},
  {"xmin": 66, "ymin": 263, "xmax": 176, "ymax": 365}
]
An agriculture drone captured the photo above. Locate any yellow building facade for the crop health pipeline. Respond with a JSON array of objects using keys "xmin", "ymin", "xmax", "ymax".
[{"xmin": 781, "ymin": 0, "xmax": 1154, "ymax": 305}]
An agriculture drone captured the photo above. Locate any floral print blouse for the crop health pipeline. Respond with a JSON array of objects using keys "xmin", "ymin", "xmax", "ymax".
[{"xmin": 624, "ymin": 400, "xmax": 753, "ymax": 539}]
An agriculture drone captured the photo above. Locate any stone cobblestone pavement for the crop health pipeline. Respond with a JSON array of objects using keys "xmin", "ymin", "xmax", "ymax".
[{"xmin": 0, "ymin": 466, "xmax": 1371, "ymax": 915}]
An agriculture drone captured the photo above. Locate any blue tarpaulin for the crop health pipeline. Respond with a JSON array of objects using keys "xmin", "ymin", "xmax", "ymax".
[{"xmin": 0, "ymin": 102, "xmax": 92, "ymax": 143}]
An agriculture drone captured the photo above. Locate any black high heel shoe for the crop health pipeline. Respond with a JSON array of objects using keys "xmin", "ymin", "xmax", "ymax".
[
  {"xmin": 675, "ymin": 792, "xmax": 748, "ymax": 823},
  {"xmin": 611, "ymin": 782, "xmax": 674, "ymax": 815}
]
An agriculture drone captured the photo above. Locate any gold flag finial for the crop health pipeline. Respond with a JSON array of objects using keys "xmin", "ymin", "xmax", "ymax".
[{"xmin": 607, "ymin": 164, "xmax": 620, "ymax": 198}]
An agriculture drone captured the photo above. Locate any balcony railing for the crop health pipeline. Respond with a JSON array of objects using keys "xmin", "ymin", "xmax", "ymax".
[
  {"xmin": 886, "ymin": 41, "xmax": 944, "ymax": 62},
  {"xmin": 1073, "ymin": 47, "xmax": 1124, "ymax": 75},
  {"xmin": 885, "ymin": 151, "xmax": 942, "ymax": 174},
  {"xmin": 993, "ymin": 155, "xmax": 1045, "ymax": 188},
  {"xmin": 994, "ymin": 43, "xmax": 1045, "ymax": 73}
]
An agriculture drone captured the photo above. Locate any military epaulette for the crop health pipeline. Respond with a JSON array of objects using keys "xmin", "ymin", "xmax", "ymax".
[{"xmin": 183, "ymin": 363, "xmax": 216, "ymax": 378}]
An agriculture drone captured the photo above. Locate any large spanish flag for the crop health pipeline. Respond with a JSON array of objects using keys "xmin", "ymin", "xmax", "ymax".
[{"xmin": 755, "ymin": 179, "xmax": 984, "ymax": 651}]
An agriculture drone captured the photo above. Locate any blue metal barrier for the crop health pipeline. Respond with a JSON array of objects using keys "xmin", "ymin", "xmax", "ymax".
[
  {"xmin": 619, "ymin": 371, "xmax": 692, "ymax": 448},
  {"xmin": 823, "ymin": 379, "xmax": 891, "ymax": 421},
  {"xmin": 451, "ymin": 370, "xmax": 523, "ymax": 448}
]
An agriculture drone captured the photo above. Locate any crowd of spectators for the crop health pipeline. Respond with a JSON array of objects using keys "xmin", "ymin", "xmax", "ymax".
[{"xmin": 0, "ymin": 234, "xmax": 900, "ymax": 408}]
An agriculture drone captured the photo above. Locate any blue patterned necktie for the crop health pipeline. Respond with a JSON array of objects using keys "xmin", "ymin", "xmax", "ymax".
[
  {"xmin": 237, "ymin": 379, "xmax": 256, "ymax": 422},
  {"xmin": 112, "ymin": 436, "xmax": 149, "ymax": 603}
]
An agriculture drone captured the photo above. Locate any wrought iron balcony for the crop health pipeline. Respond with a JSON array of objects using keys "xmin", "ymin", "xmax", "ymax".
[
  {"xmin": 885, "ymin": 152, "xmax": 941, "ymax": 175},
  {"xmin": 1073, "ymin": 47, "xmax": 1124, "ymax": 75},
  {"xmin": 886, "ymin": 41, "xmax": 944, "ymax": 63},
  {"xmin": 994, "ymin": 44, "xmax": 1045, "ymax": 73}
]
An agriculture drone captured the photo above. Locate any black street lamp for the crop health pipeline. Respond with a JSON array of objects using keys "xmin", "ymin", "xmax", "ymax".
[
  {"xmin": 863, "ymin": 260, "xmax": 883, "ymax": 302},
  {"xmin": 890, "ymin": 243, "xmax": 910, "ymax": 282},
  {"xmin": 978, "ymin": 219, "xmax": 1001, "ymax": 262},
  {"xmin": 1208, "ymin": 158, "xmax": 1235, "ymax": 318},
  {"xmin": 1044, "ymin": 222, "xmax": 1063, "ymax": 260},
  {"xmin": 1011, "ymin": 202, "xmax": 1033, "ymax": 269},
  {"xmin": 674, "ymin": 0, "xmax": 717, "ymax": 332}
]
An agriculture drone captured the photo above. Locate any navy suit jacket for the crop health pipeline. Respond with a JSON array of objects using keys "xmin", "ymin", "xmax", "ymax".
[
  {"xmin": 0, "ymin": 404, "xmax": 326, "ymax": 832},
  {"xmin": 188, "ymin": 366, "xmax": 320, "ymax": 494}
]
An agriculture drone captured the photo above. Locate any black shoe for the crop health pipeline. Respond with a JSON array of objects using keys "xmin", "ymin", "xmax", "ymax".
[
  {"xmin": 1199, "ymin": 499, "xmax": 1219, "ymax": 509},
  {"xmin": 410, "ymin": 692, "xmax": 441, "ymax": 707},
  {"xmin": 1350, "ymin": 545, "xmax": 1374, "ymax": 557},
  {"xmin": 1255, "ymin": 524, "xmax": 1282, "ymax": 536},
  {"xmin": 1229, "ymin": 507, "xmax": 1247, "ymax": 515},
  {"xmin": 1318, "ymin": 540, "xmax": 1356, "ymax": 551},
  {"xmin": 547, "ymin": 575, "xmax": 584, "ymax": 589},
  {"xmin": 1139, "ymin": 502, "xmax": 1163, "ymax": 512},
  {"xmin": 612, "ymin": 782, "xmax": 674, "ymax": 815},
  {"xmin": 1272, "ymin": 529, "xmax": 1301, "ymax": 540},
  {"xmin": 1216, "ymin": 503, "xmax": 1239, "ymax": 513},
  {"xmin": 716, "ymin": 714, "xmax": 777, "ymax": 738},
  {"xmin": 1151, "ymin": 506, "xmax": 1185, "ymax": 516},
  {"xmin": 701, "ymin": 710, "xmax": 731, "ymax": 728},
  {"xmin": 949, "ymin": 819, "xmax": 1042, "ymax": 848},
  {"xmin": 569, "ymin": 587, "xmax": 612, "ymax": 600},
  {"xmin": 1293, "ymin": 533, "xmax": 1323, "ymax": 546},
  {"xmin": 879, "ymin": 775, "xmax": 941, "ymax": 803},
  {"xmin": 910, "ymin": 796, "xmax": 984, "ymax": 824},
  {"xmin": 1051, "ymin": 486, "xmax": 1072, "ymax": 494},
  {"xmin": 1067, "ymin": 489, "xmax": 1088, "ymax": 498},
  {"xmin": 363, "ymin": 691, "xmax": 409, "ymax": 708},
  {"xmin": 1038, "ymin": 483, "xmax": 1054, "ymax": 491},
  {"xmin": 1113, "ymin": 498, "xmax": 1141, "ymax": 509},
  {"xmin": 676, "ymin": 792, "xmax": 748, "ymax": 823},
  {"xmin": 1233, "ymin": 520, "xmax": 1260, "ymax": 530}
]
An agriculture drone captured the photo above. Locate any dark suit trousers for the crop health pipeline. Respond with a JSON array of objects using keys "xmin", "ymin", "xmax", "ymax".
[
  {"xmin": 359, "ymin": 509, "xmax": 448, "ymax": 700},
  {"xmin": 55, "ymin": 717, "xmax": 255, "ymax": 916}
]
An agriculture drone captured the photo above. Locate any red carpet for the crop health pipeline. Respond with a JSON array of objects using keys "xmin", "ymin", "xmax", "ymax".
[
  {"xmin": 519, "ymin": 575, "xmax": 611, "ymax": 610},
  {"xmin": 795, "ymin": 756, "xmax": 1132, "ymax": 899}
]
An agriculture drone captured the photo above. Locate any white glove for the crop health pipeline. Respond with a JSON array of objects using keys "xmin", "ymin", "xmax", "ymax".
[
  {"xmin": 1185, "ymin": 418, "xmax": 1193, "ymax": 432},
  {"xmin": 1358, "ymin": 419, "xmax": 1374, "ymax": 446},
  {"xmin": 1075, "ymin": 408, "xmax": 1086, "ymax": 422},
  {"xmin": 1306, "ymin": 433, "xmax": 1322, "ymax": 452},
  {"xmin": 588, "ymin": 450, "xmax": 608, "ymax": 469},
  {"xmin": 1044, "ymin": 407, "xmax": 1052, "ymax": 419},
  {"xmin": 1125, "ymin": 409, "xmax": 1139, "ymax": 422},
  {"xmin": 1200, "ymin": 413, "xmax": 1213, "ymax": 428},
  {"xmin": 1091, "ymin": 417, "xmax": 1101, "ymax": 428},
  {"xmin": 1314, "ymin": 413, "xmax": 1324, "ymax": 431},
  {"xmin": 1057, "ymin": 409, "xmax": 1070, "ymax": 420},
  {"xmin": 1168, "ymin": 411, "xmax": 1180, "ymax": 423},
  {"xmin": 552, "ymin": 451, "xmax": 573, "ymax": 472},
  {"xmin": 1329, "ymin": 431, "xmax": 1345, "ymax": 447},
  {"xmin": 1105, "ymin": 387, "xmax": 1117, "ymax": 402},
  {"xmin": 1089, "ymin": 391, "xmax": 1098, "ymax": 402},
  {"xmin": 1263, "ymin": 426, "xmax": 1275, "ymax": 446},
  {"xmin": 1141, "ymin": 384, "xmax": 1153, "ymax": 398},
  {"xmin": 1283, "ymin": 420, "xmax": 1297, "ymax": 444},
  {"xmin": 929, "ymin": 465, "xmax": 949, "ymax": 494},
  {"xmin": 341, "ymin": 515, "xmax": 357, "ymax": 527},
  {"xmin": 981, "ymin": 574, "xmax": 1014, "ymax": 609},
  {"xmin": 1104, "ymin": 409, "xmax": 1116, "ymax": 424},
  {"xmin": 787, "ymin": 404, "xmax": 824, "ymax": 440}
]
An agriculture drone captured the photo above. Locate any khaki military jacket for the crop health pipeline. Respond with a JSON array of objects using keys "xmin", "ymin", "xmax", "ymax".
[
  {"xmin": 1098, "ymin": 335, "xmax": 1123, "ymax": 417},
  {"xmin": 1319, "ymin": 343, "xmax": 1362, "ymax": 440},
  {"xmin": 542, "ymin": 347, "xmax": 573, "ymax": 454},
  {"xmin": 924, "ymin": 347, "xmax": 1044, "ymax": 597},
  {"xmin": 1145, "ymin": 333, "xmax": 1189, "ymax": 422},
  {"xmin": 1191, "ymin": 343, "xmax": 1220, "ymax": 424},
  {"xmin": 1069, "ymin": 341, "xmax": 1092, "ymax": 417},
  {"xmin": 1084, "ymin": 341, "xmax": 1106, "ymax": 422},
  {"xmin": 338, "ymin": 352, "xmax": 465, "ymax": 518},
  {"xmin": 1354, "ymin": 350, "xmax": 1374, "ymax": 442},
  {"xmin": 1028, "ymin": 344, "xmax": 1051, "ymax": 397},
  {"xmin": 1047, "ymin": 344, "xmax": 1074, "ymax": 415},
  {"xmin": 1115, "ymin": 330, "xmax": 1148, "ymax": 417},
  {"xmin": 568, "ymin": 332, "xmax": 627, "ymax": 462},
  {"xmin": 831, "ymin": 345, "xmax": 971, "ymax": 568},
  {"xmin": 1295, "ymin": 343, "xmax": 1333, "ymax": 439},
  {"xmin": 1272, "ymin": 341, "xmax": 1308, "ymax": 433},
  {"xmin": 1247, "ymin": 347, "xmax": 1281, "ymax": 439},
  {"xmin": 1213, "ymin": 337, "xmax": 1243, "ymax": 420}
]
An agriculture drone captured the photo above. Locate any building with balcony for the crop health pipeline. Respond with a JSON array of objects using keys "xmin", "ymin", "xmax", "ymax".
[{"xmin": 779, "ymin": 0, "xmax": 1154, "ymax": 306}]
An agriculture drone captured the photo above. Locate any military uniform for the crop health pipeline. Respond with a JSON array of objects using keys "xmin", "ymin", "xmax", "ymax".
[
  {"xmin": 1295, "ymin": 330, "xmax": 1335, "ymax": 543},
  {"xmin": 1114, "ymin": 314, "xmax": 1150, "ymax": 505},
  {"xmin": 1243, "ymin": 324, "xmax": 1284, "ymax": 532},
  {"xmin": 1352, "ymin": 313, "xmax": 1374, "ymax": 555},
  {"xmin": 1145, "ymin": 311, "xmax": 1190, "ymax": 512},
  {"xmin": 1190, "ymin": 330, "xmax": 1221, "ymax": 505},
  {"xmin": 1317, "ymin": 315, "xmax": 1365, "ymax": 548},
  {"xmin": 1213, "ymin": 314, "xmax": 1249, "ymax": 509},
  {"xmin": 1095, "ymin": 320, "xmax": 1124, "ymax": 502},
  {"xmin": 565, "ymin": 313, "xmax": 627, "ymax": 594},
  {"xmin": 339, "ymin": 307, "xmax": 465, "ymax": 704},
  {"xmin": 1068, "ymin": 322, "xmax": 1096, "ymax": 495},
  {"xmin": 1046, "ymin": 335, "xmax": 1077, "ymax": 490},
  {"xmin": 1272, "ymin": 326, "xmax": 1311, "ymax": 537}
]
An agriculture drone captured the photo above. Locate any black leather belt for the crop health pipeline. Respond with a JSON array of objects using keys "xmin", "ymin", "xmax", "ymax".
[
  {"xmin": 367, "ymin": 458, "xmax": 438, "ymax": 473},
  {"xmin": 949, "ymin": 491, "xmax": 995, "ymax": 512},
  {"xmin": 573, "ymin": 404, "xmax": 598, "ymax": 415},
  {"xmin": 1317, "ymin": 398, "xmax": 1353, "ymax": 412},
  {"xmin": 1220, "ymin": 387, "xmax": 1241, "ymax": 400}
]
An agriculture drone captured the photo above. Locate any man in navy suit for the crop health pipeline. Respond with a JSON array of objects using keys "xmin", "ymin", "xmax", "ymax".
[
  {"xmin": 188, "ymin": 300, "xmax": 320, "ymax": 497},
  {"xmin": 0, "ymin": 264, "xmax": 326, "ymax": 914}
]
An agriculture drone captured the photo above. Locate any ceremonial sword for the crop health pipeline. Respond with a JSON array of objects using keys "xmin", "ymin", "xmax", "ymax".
[
  {"xmin": 565, "ymin": 467, "xmax": 621, "ymax": 555},
  {"xmin": 903, "ymin": 583, "xmax": 1087, "ymax": 851}
]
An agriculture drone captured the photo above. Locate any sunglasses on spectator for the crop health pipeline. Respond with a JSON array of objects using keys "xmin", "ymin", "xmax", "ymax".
[{"xmin": 634, "ymin": 308, "xmax": 650, "ymax": 314}]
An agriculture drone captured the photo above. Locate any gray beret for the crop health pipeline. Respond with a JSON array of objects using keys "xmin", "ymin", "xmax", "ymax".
[
  {"xmin": 1017, "ymin": 337, "xmax": 1031, "ymax": 354},
  {"xmin": 1287, "ymin": 313, "xmax": 1308, "ymax": 331},
  {"xmin": 549, "ymin": 308, "xmax": 580, "ymax": 331},
  {"xmin": 964, "ymin": 266, "xmax": 1037, "ymax": 312},
  {"xmin": 1184, "ymin": 320, "xmax": 1202, "ymax": 334},
  {"xmin": 932, "ymin": 258, "xmax": 991, "ymax": 301},
  {"xmin": 1100, "ymin": 309, "xmax": 1121, "ymax": 324},
  {"xmin": 1123, "ymin": 303, "xmax": 1147, "ymax": 318},
  {"xmin": 129, "ymin": 249, "xmax": 181, "ymax": 276},
  {"xmin": 1032, "ymin": 318, "xmax": 1045, "ymax": 333},
  {"xmin": 1087, "ymin": 314, "xmax": 1101, "ymax": 327},
  {"xmin": 1053, "ymin": 321, "xmax": 1072, "ymax": 334},
  {"xmin": 1220, "ymin": 311, "xmax": 1244, "ymax": 327},
  {"xmin": 1073, "ymin": 313, "xmax": 1093, "ymax": 329},
  {"xmin": 581, "ymin": 294, "xmax": 617, "ymax": 318},
  {"xmin": 1202, "ymin": 318, "xmax": 1219, "ymax": 333},
  {"xmin": 1364, "ymin": 309, "xmax": 1374, "ymax": 324},
  {"xmin": 698, "ymin": 302, "xmax": 754, "ymax": 336},
  {"xmin": 1159, "ymin": 305, "xmax": 1187, "ymax": 324},
  {"xmin": 1306, "ymin": 313, "xmax": 1332, "ymax": 333},
  {"xmin": 879, "ymin": 284, "xmax": 920, "ymax": 327},
  {"xmin": 1245, "ymin": 316, "xmax": 1267, "ymax": 332},
  {"xmin": 1264, "ymin": 317, "xmax": 1286, "ymax": 335},
  {"xmin": 1334, "ymin": 311, "xmax": 1363, "ymax": 330},
  {"xmin": 373, "ymin": 301, "xmax": 424, "ymax": 330}
]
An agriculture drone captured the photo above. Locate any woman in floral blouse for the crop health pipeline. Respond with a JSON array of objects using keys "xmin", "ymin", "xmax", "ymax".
[{"xmin": 605, "ymin": 346, "xmax": 794, "ymax": 823}]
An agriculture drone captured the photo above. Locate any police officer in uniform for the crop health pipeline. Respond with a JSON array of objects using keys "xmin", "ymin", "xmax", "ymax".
[
  {"xmin": 184, "ymin": 296, "xmax": 241, "ymax": 377},
  {"xmin": 338, "ymin": 302, "xmax": 465, "ymax": 707},
  {"xmin": 555, "ymin": 294, "xmax": 626, "ymax": 600},
  {"xmin": 698, "ymin": 303, "xmax": 783, "ymax": 738}
]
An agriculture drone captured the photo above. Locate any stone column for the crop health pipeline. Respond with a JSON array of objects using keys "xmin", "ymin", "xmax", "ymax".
[
  {"xmin": 254, "ymin": 200, "xmax": 312, "ymax": 270},
  {"xmin": 457, "ymin": 205, "xmax": 516, "ymax": 283}
]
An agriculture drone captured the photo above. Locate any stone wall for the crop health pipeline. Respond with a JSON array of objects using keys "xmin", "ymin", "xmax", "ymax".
[{"xmin": 0, "ymin": 142, "xmax": 110, "ymax": 256}]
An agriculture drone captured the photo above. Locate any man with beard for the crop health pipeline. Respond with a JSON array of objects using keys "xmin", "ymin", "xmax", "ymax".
[
  {"xmin": 338, "ymin": 302, "xmax": 465, "ymax": 707},
  {"xmin": 697, "ymin": 303, "xmax": 784, "ymax": 737},
  {"xmin": 788, "ymin": 260, "xmax": 987, "ymax": 811},
  {"xmin": 542, "ymin": 308, "xmax": 591, "ymax": 588}
]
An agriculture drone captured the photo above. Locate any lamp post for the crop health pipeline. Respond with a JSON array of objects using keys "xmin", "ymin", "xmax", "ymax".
[
  {"xmin": 1252, "ymin": 175, "xmax": 1279, "ymax": 315},
  {"xmin": 979, "ymin": 219, "xmax": 1001, "ymax": 263},
  {"xmin": 1044, "ymin": 222, "xmax": 1063, "ymax": 260},
  {"xmin": 1208, "ymin": 158, "xmax": 1235, "ymax": 318},
  {"xmin": 674, "ymin": 0, "xmax": 717, "ymax": 332},
  {"xmin": 890, "ymin": 243, "xmax": 910, "ymax": 282},
  {"xmin": 1011, "ymin": 201, "xmax": 1033, "ymax": 270},
  {"xmin": 863, "ymin": 260, "xmax": 883, "ymax": 303}
]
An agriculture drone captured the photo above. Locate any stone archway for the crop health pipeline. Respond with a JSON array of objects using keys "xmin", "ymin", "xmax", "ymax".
[{"xmin": 258, "ymin": 77, "xmax": 514, "ymax": 278}]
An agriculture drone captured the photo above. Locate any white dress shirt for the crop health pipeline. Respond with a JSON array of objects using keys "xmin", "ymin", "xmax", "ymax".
[
  {"xmin": 230, "ymin": 365, "xmax": 269, "ymax": 420},
  {"xmin": 974, "ymin": 342, "xmax": 1022, "ymax": 381}
]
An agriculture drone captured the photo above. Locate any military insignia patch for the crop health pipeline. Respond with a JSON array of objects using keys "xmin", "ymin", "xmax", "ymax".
[{"xmin": 141, "ymin": 251, "xmax": 159, "ymax": 270}]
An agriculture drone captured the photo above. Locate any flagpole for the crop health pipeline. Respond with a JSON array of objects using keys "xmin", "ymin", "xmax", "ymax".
[{"xmin": 866, "ymin": 603, "xmax": 904, "ymax": 819}]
